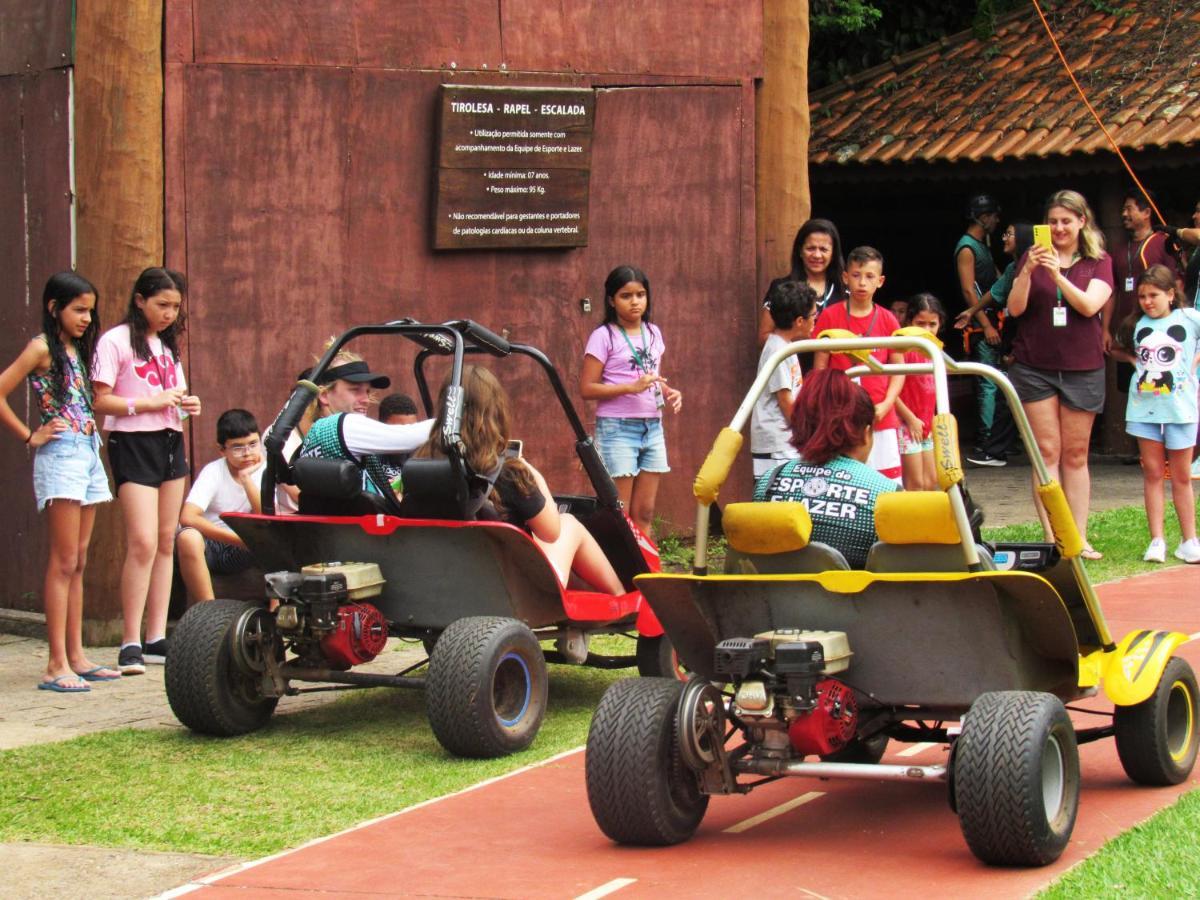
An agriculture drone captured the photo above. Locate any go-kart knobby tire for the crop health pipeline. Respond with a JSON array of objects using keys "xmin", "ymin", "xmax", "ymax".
[
  {"xmin": 425, "ymin": 616, "xmax": 547, "ymax": 759},
  {"xmin": 954, "ymin": 691, "xmax": 1079, "ymax": 867},
  {"xmin": 586, "ymin": 677, "xmax": 709, "ymax": 846},
  {"xmin": 165, "ymin": 599, "xmax": 279, "ymax": 737},
  {"xmin": 1114, "ymin": 656, "xmax": 1200, "ymax": 786},
  {"xmin": 822, "ymin": 732, "xmax": 889, "ymax": 764},
  {"xmin": 636, "ymin": 634, "xmax": 684, "ymax": 680}
]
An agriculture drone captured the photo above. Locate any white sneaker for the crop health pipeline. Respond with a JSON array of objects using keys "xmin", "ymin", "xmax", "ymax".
[
  {"xmin": 1174, "ymin": 539, "xmax": 1200, "ymax": 564},
  {"xmin": 1143, "ymin": 538, "xmax": 1167, "ymax": 563}
]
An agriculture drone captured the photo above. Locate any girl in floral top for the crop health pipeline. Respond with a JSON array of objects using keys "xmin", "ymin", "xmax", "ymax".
[{"xmin": 0, "ymin": 272, "xmax": 116, "ymax": 692}]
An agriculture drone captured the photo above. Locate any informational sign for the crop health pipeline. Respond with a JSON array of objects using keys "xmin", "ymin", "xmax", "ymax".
[{"xmin": 433, "ymin": 84, "xmax": 594, "ymax": 250}]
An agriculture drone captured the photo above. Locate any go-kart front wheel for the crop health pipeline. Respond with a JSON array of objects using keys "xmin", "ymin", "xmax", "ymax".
[
  {"xmin": 165, "ymin": 599, "xmax": 280, "ymax": 736},
  {"xmin": 1114, "ymin": 656, "xmax": 1199, "ymax": 786},
  {"xmin": 954, "ymin": 691, "xmax": 1080, "ymax": 866},
  {"xmin": 425, "ymin": 616, "xmax": 547, "ymax": 758},
  {"xmin": 586, "ymin": 678, "xmax": 709, "ymax": 846}
]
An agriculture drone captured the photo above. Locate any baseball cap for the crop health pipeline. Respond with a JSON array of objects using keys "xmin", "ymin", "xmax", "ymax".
[{"xmin": 317, "ymin": 360, "xmax": 391, "ymax": 389}]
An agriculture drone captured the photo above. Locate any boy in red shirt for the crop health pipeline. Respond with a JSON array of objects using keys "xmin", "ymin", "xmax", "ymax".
[{"xmin": 813, "ymin": 246, "xmax": 905, "ymax": 481}]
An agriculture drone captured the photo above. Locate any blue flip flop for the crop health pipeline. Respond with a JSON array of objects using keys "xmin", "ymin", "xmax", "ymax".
[
  {"xmin": 74, "ymin": 666, "xmax": 121, "ymax": 682},
  {"xmin": 37, "ymin": 674, "xmax": 91, "ymax": 693}
]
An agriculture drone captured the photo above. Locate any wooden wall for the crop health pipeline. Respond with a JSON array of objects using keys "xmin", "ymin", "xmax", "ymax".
[{"xmin": 164, "ymin": 0, "xmax": 764, "ymax": 533}]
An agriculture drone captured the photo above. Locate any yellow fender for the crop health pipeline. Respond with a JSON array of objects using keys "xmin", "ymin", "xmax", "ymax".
[{"xmin": 1101, "ymin": 629, "xmax": 1191, "ymax": 706}]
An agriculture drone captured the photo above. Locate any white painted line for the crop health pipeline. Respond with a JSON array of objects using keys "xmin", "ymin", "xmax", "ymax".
[
  {"xmin": 723, "ymin": 790, "xmax": 825, "ymax": 833},
  {"xmin": 799, "ymin": 889, "xmax": 833, "ymax": 900},
  {"xmin": 1188, "ymin": 631, "xmax": 1200, "ymax": 643},
  {"xmin": 154, "ymin": 745, "xmax": 587, "ymax": 897},
  {"xmin": 897, "ymin": 741, "xmax": 936, "ymax": 758},
  {"xmin": 575, "ymin": 877, "xmax": 637, "ymax": 900}
]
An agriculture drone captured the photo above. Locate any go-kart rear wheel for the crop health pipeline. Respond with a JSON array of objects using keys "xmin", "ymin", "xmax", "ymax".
[
  {"xmin": 636, "ymin": 634, "xmax": 685, "ymax": 680},
  {"xmin": 821, "ymin": 732, "xmax": 889, "ymax": 764},
  {"xmin": 425, "ymin": 616, "xmax": 547, "ymax": 758},
  {"xmin": 586, "ymin": 677, "xmax": 709, "ymax": 846},
  {"xmin": 1114, "ymin": 656, "xmax": 1199, "ymax": 786},
  {"xmin": 954, "ymin": 691, "xmax": 1079, "ymax": 866},
  {"xmin": 165, "ymin": 599, "xmax": 279, "ymax": 736}
]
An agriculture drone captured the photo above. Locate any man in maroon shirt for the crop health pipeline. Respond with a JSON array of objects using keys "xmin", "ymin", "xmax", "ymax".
[{"xmin": 1104, "ymin": 191, "xmax": 1184, "ymax": 356}]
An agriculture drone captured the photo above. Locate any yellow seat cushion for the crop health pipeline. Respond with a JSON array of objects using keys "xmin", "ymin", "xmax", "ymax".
[
  {"xmin": 874, "ymin": 491, "xmax": 960, "ymax": 545},
  {"xmin": 723, "ymin": 502, "xmax": 812, "ymax": 555}
]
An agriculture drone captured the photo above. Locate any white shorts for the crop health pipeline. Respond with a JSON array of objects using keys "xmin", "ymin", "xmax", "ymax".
[
  {"xmin": 752, "ymin": 448, "xmax": 799, "ymax": 478},
  {"xmin": 867, "ymin": 428, "xmax": 903, "ymax": 483}
]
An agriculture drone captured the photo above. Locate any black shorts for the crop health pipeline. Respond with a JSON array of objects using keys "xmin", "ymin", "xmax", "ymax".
[
  {"xmin": 1008, "ymin": 362, "xmax": 1106, "ymax": 414},
  {"xmin": 107, "ymin": 429, "xmax": 188, "ymax": 488}
]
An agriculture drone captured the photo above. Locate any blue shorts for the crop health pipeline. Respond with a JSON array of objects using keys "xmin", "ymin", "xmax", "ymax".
[
  {"xmin": 595, "ymin": 416, "xmax": 669, "ymax": 479},
  {"xmin": 1126, "ymin": 420, "xmax": 1197, "ymax": 451},
  {"xmin": 32, "ymin": 431, "xmax": 113, "ymax": 512}
]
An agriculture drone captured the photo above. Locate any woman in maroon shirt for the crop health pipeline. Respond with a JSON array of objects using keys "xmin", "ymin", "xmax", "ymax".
[{"xmin": 1007, "ymin": 190, "xmax": 1114, "ymax": 559}]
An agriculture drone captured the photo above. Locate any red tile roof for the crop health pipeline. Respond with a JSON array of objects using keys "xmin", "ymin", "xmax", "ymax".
[{"xmin": 808, "ymin": 0, "xmax": 1200, "ymax": 167}]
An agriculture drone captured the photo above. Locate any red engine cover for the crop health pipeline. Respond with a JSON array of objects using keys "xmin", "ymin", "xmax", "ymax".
[
  {"xmin": 320, "ymin": 603, "xmax": 388, "ymax": 670},
  {"xmin": 787, "ymin": 677, "xmax": 858, "ymax": 757}
]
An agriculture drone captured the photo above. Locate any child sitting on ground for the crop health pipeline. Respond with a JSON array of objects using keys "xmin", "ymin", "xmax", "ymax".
[
  {"xmin": 176, "ymin": 409, "xmax": 264, "ymax": 602},
  {"xmin": 751, "ymin": 280, "xmax": 818, "ymax": 477}
]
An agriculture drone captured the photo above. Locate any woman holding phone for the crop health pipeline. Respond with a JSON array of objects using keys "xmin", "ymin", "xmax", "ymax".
[{"xmin": 1006, "ymin": 190, "xmax": 1113, "ymax": 559}]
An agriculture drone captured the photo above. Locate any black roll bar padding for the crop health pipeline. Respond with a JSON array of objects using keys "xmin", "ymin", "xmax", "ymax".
[
  {"xmin": 261, "ymin": 379, "xmax": 319, "ymax": 515},
  {"xmin": 453, "ymin": 319, "xmax": 511, "ymax": 356}
]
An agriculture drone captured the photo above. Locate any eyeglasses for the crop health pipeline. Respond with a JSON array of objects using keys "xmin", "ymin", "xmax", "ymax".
[{"xmin": 224, "ymin": 440, "xmax": 261, "ymax": 456}]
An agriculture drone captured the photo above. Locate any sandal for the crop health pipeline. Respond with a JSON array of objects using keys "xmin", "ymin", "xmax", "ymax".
[{"xmin": 1080, "ymin": 546, "xmax": 1104, "ymax": 561}]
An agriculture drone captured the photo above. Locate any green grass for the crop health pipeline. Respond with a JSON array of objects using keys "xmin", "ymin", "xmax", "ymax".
[{"xmin": 0, "ymin": 656, "xmax": 626, "ymax": 857}]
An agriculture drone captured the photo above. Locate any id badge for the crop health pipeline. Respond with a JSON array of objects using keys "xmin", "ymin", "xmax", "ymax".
[
  {"xmin": 1125, "ymin": 276, "xmax": 1135, "ymax": 292},
  {"xmin": 653, "ymin": 383, "xmax": 666, "ymax": 409},
  {"xmin": 1052, "ymin": 306, "xmax": 1068, "ymax": 328}
]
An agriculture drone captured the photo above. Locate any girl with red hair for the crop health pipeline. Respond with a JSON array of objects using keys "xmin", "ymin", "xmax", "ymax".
[{"xmin": 753, "ymin": 368, "xmax": 900, "ymax": 567}]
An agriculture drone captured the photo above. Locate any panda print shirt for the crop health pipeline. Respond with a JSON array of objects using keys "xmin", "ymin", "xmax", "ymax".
[{"xmin": 1127, "ymin": 308, "xmax": 1200, "ymax": 424}]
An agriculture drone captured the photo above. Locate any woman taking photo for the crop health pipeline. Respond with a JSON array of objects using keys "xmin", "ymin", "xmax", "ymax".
[
  {"xmin": 758, "ymin": 218, "xmax": 846, "ymax": 345},
  {"xmin": 1006, "ymin": 190, "xmax": 1113, "ymax": 559}
]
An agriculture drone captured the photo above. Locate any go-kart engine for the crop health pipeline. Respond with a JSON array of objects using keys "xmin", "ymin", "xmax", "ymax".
[
  {"xmin": 787, "ymin": 677, "xmax": 857, "ymax": 756},
  {"xmin": 320, "ymin": 602, "xmax": 388, "ymax": 669}
]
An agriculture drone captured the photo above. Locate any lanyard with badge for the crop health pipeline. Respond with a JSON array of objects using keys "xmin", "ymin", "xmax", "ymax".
[
  {"xmin": 620, "ymin": 323, "xmax": 665, "ymax": 409},
  {"xmin": 1125, "ymin": 234, "xmax": 1151, "ymax": 294},
  {"xmin": 1052, "ymin": 253, "xmax": 1081, "ymax": 328}
]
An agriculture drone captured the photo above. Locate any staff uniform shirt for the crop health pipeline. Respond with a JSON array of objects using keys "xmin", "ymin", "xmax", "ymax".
[
  {"xmin": 813, "ymin": 301, "xmax": 902, "ymax": 430},
  {"xmin": 753, "ymin": 455, "xmax": 899, "ymax": 569},
  {"xmin": 1113, "ymin": 232, "xmax": 1182, "ymax": 325},
  {"xmin": 751, "ymin": 333, "xmax": 803, "ymax": 455},
  {"xmin": 1126, "ymin": 308, "xmax": 1200, "ymax": 424},
  {"xmin": 93, "ymin": 324, "xmax": 188, "ymax": 432},
  {"xmin": 1012, "ymin": 252, "xmax": 1114, "ymax": 371},
  {"xmin": 584, "ymin": 323, "xmax": 666, "ymax": 419},
  {"xmin": 186, "ymin": 457, "xmax": 265, "ymax": 527}
]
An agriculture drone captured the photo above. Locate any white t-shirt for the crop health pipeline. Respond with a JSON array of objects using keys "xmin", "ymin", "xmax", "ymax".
[
  {"xmin": 341, "ymin": 415, "xmax": 434, "ymax": 455},
  {"xmin": 185, "ymin": 457, "xmax": 265, "ymax": 527},
  {"xmin": 750, "ymin": 333, "xmax": 803, "ymax": 455}
]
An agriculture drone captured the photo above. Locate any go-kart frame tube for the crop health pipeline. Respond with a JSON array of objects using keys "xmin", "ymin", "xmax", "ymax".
[{"xmin": 695, "ymin": 335, "xmax": 978, "ymax": 571}]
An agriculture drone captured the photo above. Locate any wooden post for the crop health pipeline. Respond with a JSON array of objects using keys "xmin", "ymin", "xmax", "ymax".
[
  {"xmin": 756, "ymin": 0, "xmax": 811, "ymax": 300},
  {"xmin": 73, "ymin": 1, "xmax": 164, "ymax": 642}
]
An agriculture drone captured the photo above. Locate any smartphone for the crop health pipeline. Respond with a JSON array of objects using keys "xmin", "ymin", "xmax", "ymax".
[
  {"xmin": 505, "ymin": 439, "xmax": 523, "ymax": 458},
  {"xmin": 1033, "ymin": 224, "xmax": 1052, "ymax": 250}
]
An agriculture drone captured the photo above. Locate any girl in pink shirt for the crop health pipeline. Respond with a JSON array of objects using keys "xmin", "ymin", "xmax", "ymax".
[
  {"xmin": 92, "ymin": 268, "xmax": 201, "ymax": 674},
  {"xmin": 580, "ymin": 265, "xmax": 682, "ymax": 537}
]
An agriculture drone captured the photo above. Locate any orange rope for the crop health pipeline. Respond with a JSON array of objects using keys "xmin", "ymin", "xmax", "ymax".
[{"xmin": 1030, "ymin": 0, "xmax": 1166, "ymax": 225}]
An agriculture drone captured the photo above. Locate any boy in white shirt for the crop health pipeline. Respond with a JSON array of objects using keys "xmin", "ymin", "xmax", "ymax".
[
  {"xmin": 177, "ymin": 409, "xmax": 264, "ymax": 602},
  {"xmin": 751, "ymin": 280, "xmax": 818, "ymax": 476}
]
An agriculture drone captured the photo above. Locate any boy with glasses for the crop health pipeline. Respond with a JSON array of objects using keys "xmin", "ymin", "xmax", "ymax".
[{"xmin": 176, "ymin": 408, "xmax": 264, "ymax": 609}]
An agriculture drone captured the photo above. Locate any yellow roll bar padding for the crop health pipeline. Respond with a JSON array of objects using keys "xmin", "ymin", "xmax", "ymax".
[
  {"xmin": 932, "ymin": 413, "xmax": 964, "ymax": 490},
  {"xmin": 1036, "ymin": 481, "xmax": 1084, "ymax": 559},
  {"xmin": 693, "ymin": 427, "xmax": 743, "ymax": 504},
  {"xmin": 891, "ymin": 325, "xmax": 944, "ymax": 351},
  {"xmin": 1102, "ymin": 629, "xmax": 1190, "ymax": 706},
  {"xmin": 874, "ymin": 491, "xmax": 959, "ymax": 545},
  {"xmin": 723, "ymin": 502, "xmax": 813, "ymax": 555},
  {"xmin": 817, "ymin": 328, "xmax": 874, "ymax": 364}
]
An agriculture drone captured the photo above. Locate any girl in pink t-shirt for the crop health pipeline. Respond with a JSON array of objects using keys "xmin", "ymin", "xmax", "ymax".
[
  {"xmin": 580, "ymin": 266, "xmax": 682, "ymax": 537},
  {"xmin": 92, "ymin": 268, "xmax": 201, "ymax": 674}
]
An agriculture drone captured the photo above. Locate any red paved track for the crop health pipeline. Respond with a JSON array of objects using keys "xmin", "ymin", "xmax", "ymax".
[{"xmin": 172, "ymin": 568, "xmax": 1199, "ymax": 899}]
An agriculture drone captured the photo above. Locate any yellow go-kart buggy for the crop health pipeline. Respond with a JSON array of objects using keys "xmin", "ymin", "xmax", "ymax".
[{"xmin": 585, "ymin": 330, "xmax": 1199, "ymax": 866}]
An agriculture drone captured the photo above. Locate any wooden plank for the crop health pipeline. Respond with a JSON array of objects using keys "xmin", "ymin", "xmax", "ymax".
[
  {"xmin": 192, "ymin": 0, "xmax": 501, "ymax": 68},
  {"xmin": 501, "ymin": 0, "xmax": 763, "ymax": 79},
  {"xmin": 72, "ymin": 0, "xmax": 165, "ymax": 635},
  {"xmin": 165, "ymin": 0, "xmax": 195, "ymax": 64},
  {"xmin": 0, "ymin": 0, "xmax": 73, "ymax": 76}
]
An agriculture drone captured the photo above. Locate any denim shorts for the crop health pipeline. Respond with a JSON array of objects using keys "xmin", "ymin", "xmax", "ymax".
[
  {"xmin": 1126, "ymin": 420, "xmax": 1197, "ymax": 451},
  {"xmin": 595, "ymin": 416, "xmax": 669, "ymax": 479},
  {"xmin": 32, "ymin": 431, "xmax": 113, "ymax": 512}
]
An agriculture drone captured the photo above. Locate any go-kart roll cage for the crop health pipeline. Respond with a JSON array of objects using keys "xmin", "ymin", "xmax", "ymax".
[
  {"xmin": 260, "ymin": 318, "xmax": 619, "ymax": 515},
  {"xmin": 691, "ymin": 331, "xmax": 1113, "ymax": 650}
]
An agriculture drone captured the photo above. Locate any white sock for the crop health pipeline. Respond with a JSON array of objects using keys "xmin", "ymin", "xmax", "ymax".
[{"xmin": 121, "ymin": 641, "xmax": 141, "ymax": 651}]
